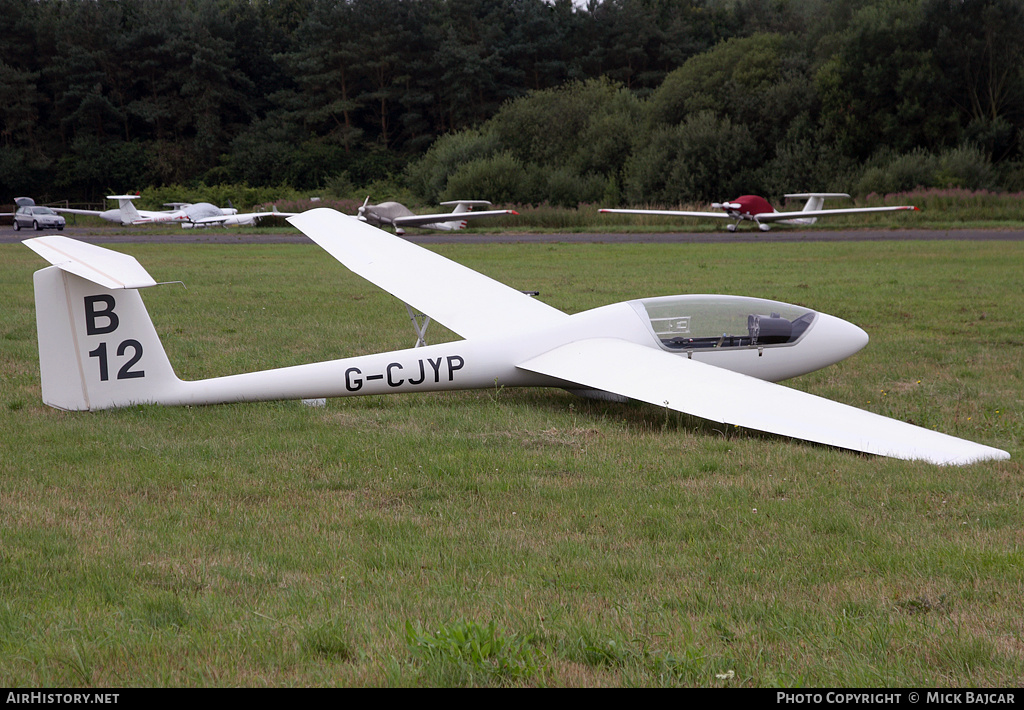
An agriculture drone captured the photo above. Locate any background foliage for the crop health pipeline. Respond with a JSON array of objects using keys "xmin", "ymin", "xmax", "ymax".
[{"xmin": 3, "ymin": 0, "xmax": 1024, "ymax": 206}]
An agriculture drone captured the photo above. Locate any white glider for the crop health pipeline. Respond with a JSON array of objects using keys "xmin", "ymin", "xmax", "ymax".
[
  {"xmin": 54, "ymin": 194, "xmax": 296, "ymax": 228},
  {"xmin": 601, "ymin": 193, "xmax": 919, "ymax": 232},
  {"xmin": 356, "ymin": 199, "xmax": 518, "ymax": 234},
  {"xmin": 22, "ymin": 211, "xmax": 1008, "ymax": 465}
]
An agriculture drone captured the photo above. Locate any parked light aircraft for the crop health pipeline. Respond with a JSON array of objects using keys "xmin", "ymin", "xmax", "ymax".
[
  {"xmin": 22, "ymin": 212, "xmax": 1008, "ymax": 465},
  {"xmin": 54, "ymin": 194, "xmax": 295, "ymax": 228},
  {"xmin": 356, "ymin": 198, "xmax": 518, "ymax": 234},
  {"xmin": 601, "ymin": 193, "xmax": 919, "ymax": 232}
]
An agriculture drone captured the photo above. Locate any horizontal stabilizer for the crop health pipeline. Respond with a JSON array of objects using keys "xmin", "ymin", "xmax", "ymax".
[{"xmin": 22, "ymin": 236, "xmax": 157, "ymax": 289}]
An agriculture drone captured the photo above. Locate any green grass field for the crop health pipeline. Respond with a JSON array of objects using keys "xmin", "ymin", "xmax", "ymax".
[{"xmin": 1, "ymin": 237, "xmax": 1021, "ymax": 687}]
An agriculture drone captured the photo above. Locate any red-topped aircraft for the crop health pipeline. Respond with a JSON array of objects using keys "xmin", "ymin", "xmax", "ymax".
[{"xmin": 601, "ymin": 193, "xmax": 919, "ymax": 232}]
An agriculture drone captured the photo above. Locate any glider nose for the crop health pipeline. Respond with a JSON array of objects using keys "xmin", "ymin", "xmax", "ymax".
[{"xmin": 812, "ymin": 312, "xmax": 869, "ymax": 366}]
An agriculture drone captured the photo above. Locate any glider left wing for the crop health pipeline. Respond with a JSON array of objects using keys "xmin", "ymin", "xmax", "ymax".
[
  {"xmin": 289, "ymin": 208, "xmax": 567, "ymax": 340},
  {"xmin": 518, "ymin": 337, "xmax": 1009, "ymax": 465}
]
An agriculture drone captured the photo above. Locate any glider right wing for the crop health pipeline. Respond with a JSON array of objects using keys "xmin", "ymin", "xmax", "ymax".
[
  {"xmin": 288, "ymin": 208, "xmax": 567, "ymax": 340},
  {"xmin": 518, "ymin": 337, "xmax": 1010, "ymax": 465}
]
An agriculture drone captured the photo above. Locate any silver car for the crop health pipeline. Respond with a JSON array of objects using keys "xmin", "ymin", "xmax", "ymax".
[{"xmin": 14, "ymin": 205, "xmax": 65, "ymax": 231}]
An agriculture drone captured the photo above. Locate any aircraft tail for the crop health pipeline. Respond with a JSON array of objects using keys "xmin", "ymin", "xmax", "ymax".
[
  {"xmin": 24, "ymin": 236, "xmax": 184, "ymax": 410},
  {"xmin": 433, "ymin": 201, "xmax": 498, "ymax": 230},
  {"xmin": 108, "ymin": 194, "xmax": 143, "ymax": 224},
  {"xmin": 782, "ymin": 191, "xmax": 847, "ymax": 221},
  {"xmin": 441, "ymin": 200, "xmax": 494, "ymax": 215},
  {"xmin": 782, "ymin": 193, "xmax": 851, "ymax": 225}
]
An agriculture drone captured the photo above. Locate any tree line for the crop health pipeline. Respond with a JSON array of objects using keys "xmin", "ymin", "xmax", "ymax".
[{"xmin": 2, "ymin": 0, "xmax": 1023, "ymax": 206}]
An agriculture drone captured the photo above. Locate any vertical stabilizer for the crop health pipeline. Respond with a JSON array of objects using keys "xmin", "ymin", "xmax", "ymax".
[
  {"xmin": 108, "ymin": 195, "xmax": 143, "ymax": 224},
  {"xmin": 782, "ymin": 193, "xmax": 852, "ymax": 226},
  {"xmin": 32, "ymin": 265, "xmax": 182, "ymax": 410}
]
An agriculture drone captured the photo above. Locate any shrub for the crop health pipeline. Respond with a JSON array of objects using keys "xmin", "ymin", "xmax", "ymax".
[
  {"xmin": 623, "ymin": 112, "xmax": 760, "ymax": 205},
  {"xmin": 441, "ymin": 152, "xmax": 539, "ymax": 205},
  {"xmin": 406, "ymin": 128, "xmax": 501, "ymax": 203}
]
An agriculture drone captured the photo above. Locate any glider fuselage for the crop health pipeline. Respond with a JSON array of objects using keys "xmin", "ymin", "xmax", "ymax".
[{"xmin": 33, "ymin": 264, "xmax": 865, "ymax": 410}]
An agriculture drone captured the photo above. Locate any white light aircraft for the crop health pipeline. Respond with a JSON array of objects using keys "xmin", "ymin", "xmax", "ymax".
[
  {"xmin": 22, "ymin": 210, "xmax": 1008, "ymax": 465},
  {"xmin": 601, "ymin": 193, "xmax": 919, "ymax": 232},
  {"xmin": 356, "ymin": 198, "xmax": 518, "ymax": 234},
  {"xmin": 54, "ymin": 194, "xmax": 296, "ymax": 228}
]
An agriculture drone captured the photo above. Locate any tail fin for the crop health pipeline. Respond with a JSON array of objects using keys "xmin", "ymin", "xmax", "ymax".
[
  {"xmin": 24, "ymin": 237, "xmax": 183, "ymax": 410},
  {"xmin": 780, "ymin": 193, "xmax": 851, "ymax": 226},
  {"xmin": 107, "ymin": 194, "xmax": 143, "ymax": 224},
  {"xmin": 785, "ymin": 193, "xmax": 851, "ymax": 213}
]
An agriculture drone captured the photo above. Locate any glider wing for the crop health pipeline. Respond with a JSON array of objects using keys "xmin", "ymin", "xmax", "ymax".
[
  {"xmin": 518, "ymin": 337, "xmax": 1009, "ymax": 465},
  {"xmin": 289, "ymin": 208, "xmax": 567, "ymax": 339}
]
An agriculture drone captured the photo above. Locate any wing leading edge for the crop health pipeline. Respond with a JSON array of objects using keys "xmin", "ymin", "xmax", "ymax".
[{"xmin": 518, "ymin": 338, "xmax": 1009, "ymax": 465}]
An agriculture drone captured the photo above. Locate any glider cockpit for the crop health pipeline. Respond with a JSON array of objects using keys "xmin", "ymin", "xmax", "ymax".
[{"xmin": 633, "ymin": 295, "xmax": 816, "ymax": 351}]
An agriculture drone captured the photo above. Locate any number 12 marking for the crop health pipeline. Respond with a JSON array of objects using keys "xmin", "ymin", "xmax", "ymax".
[{"xmin": 88, "ymin": 340, "xmax": 145, "ymax": 381}]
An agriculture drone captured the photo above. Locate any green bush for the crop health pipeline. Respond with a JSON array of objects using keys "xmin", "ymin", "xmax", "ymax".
[
  {"xmin": 406, "ymin": 129, "xmax": 501, "ymax": 203},
  {"xmin": 623, "ymin": 112, "xmax": 760, "ymax": 204},
  {"xmin": 853, "ymin": 145, "xmax": 996, "ymax": 195},
  {"xmin": 441, "ymin": 152, "xmax": 538, "ymax": 205}
]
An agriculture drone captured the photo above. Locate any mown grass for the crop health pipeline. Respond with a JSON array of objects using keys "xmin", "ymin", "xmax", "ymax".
[{"xmin": 0, "ymin": 238, "xmax": 1021, "ymax": 687}]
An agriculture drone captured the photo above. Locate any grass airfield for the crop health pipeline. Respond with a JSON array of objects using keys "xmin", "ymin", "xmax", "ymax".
[{"xmin": 1, "ymin": 233, "xmax": 1021, "ymax": 686}]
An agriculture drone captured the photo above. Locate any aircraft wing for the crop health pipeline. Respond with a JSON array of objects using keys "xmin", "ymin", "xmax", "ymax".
[
  {"xmin": 517, "ymin": 337, "xmax": 1009, "ymax": 465},
  {"xmin": 758, "ymin": 206, "xmax": 919, "ymax": 222},
  {"xmin": 600, "ymin": 208, "xmax": 730, "ymax": 219},
  {"xmin": 190, "ymin": 210, "xmax": 299, "ymax": 227},
  {"xmin": 391, "ymin": 209, "xmax": 518, "ymax": 228},
  {"xmin": 51, "ymin": 207, "xmax": 103, "ymax": 216},
  {"xmin": 288, "ymin": 208, "xmax": 568, "ymax": 339}
]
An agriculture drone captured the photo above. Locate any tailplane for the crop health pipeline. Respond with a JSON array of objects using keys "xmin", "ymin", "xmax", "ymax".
[
  {"xmin": 24, "ymin": 236, "xmax": 183, "ymax": 410},
  {"xmin": 441, "ymin": 200, "xmax": 494, "ymax": 215}
]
